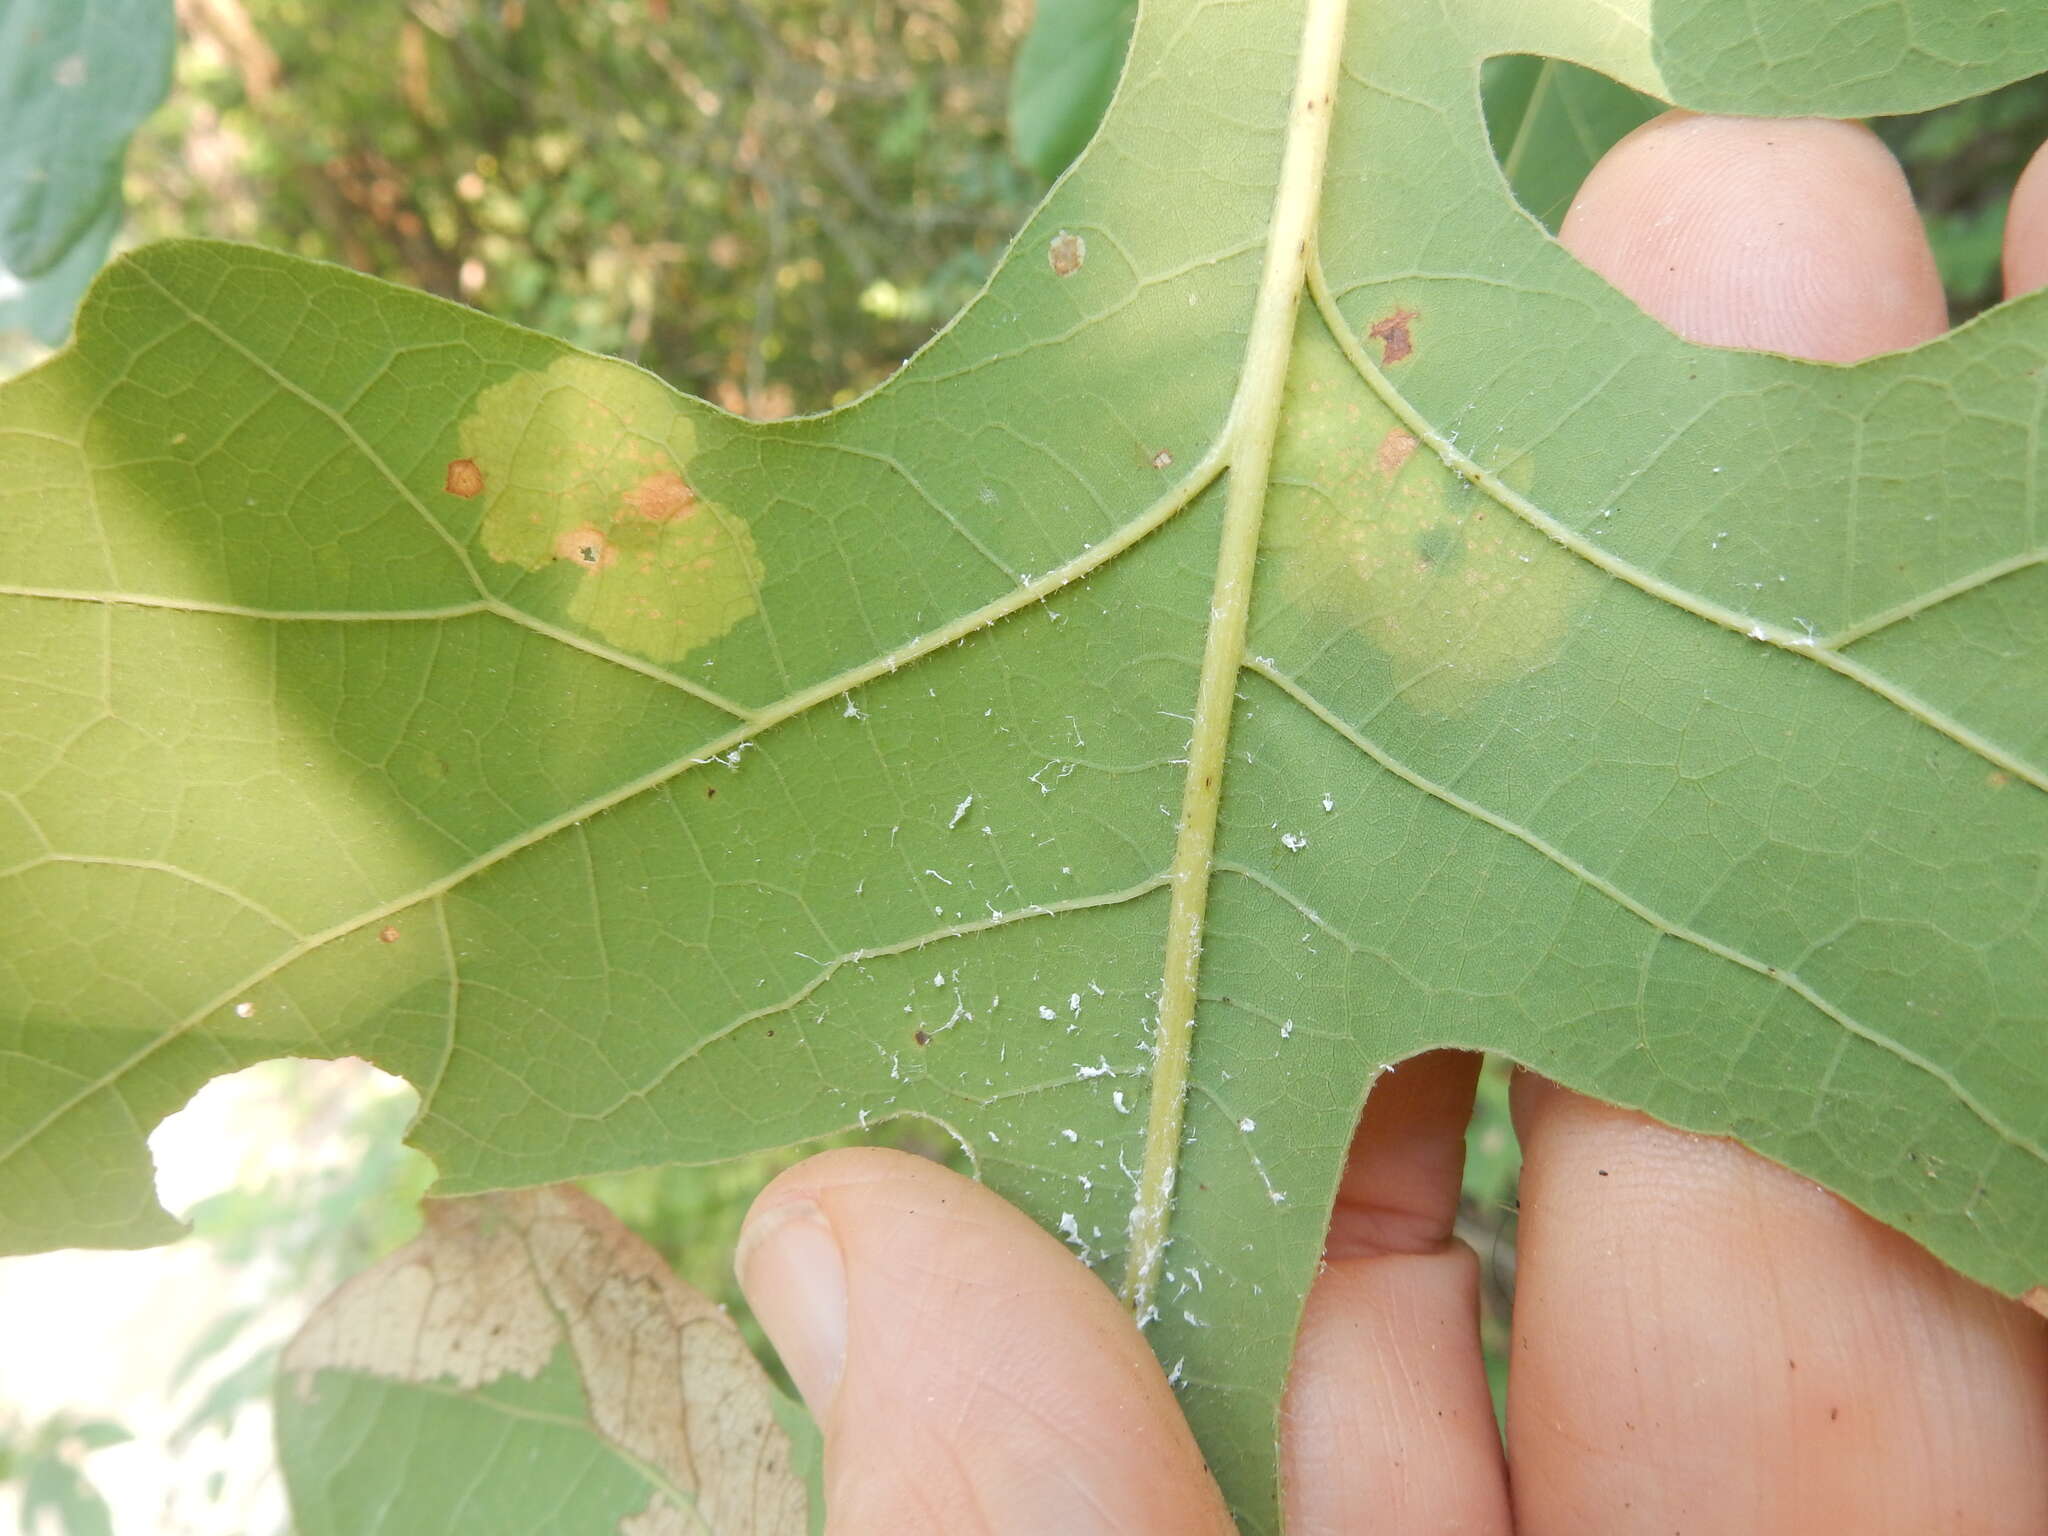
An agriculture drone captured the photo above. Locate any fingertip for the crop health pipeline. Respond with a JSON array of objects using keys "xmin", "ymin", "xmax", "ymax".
[
  {"xmin": 1280, "ymin": 1051, "xmax": 1513, "ymax": 1534},
  {"xmin": 1560, "ymin": 111, "xmax": 1948, "ymax": 359},
  {"xmin": 2003, "ymin": 137, "xmax": 2048, "ymax": 298},
  {"xmin": 737, "ymin": 1147, "xmax": 1231, "ymax": 1534}
]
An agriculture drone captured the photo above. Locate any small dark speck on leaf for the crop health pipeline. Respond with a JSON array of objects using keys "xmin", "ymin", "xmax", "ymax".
[
  {"xmin": 913, "ymin": 1029, "xmax": 931, "ymax": 1047},
  {"xmin": 706, "ymin": 787, "xmax": 718, "ymax": 799},
  {"xmin": 1367, "ymin": 307, "xmax": 1419, "ymax": 364},
  {"xmin": 444, "ymin": 458, "xmax": 484, "ymax": 498}
]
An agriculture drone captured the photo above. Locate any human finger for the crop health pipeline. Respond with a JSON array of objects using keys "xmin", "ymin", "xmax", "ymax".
[
  {"xmin": 735, "ymin": 1147, "xmax": 1234, "ymax": 1535},
  {"xmin": 1514, "ymin": 109, "xmax": 2048, "ymax": 1535},
  {"xmin": 2002, "ymin": 134, "xmax": 2048, "ymax": 296},
  {"xmin": 1281, "ymin": 1049, "xmax": 1513, "ymax": 1535},
  {"xmin": 1510, "ymin": 1079, "xmax": 2048, "ymax": 1534}
]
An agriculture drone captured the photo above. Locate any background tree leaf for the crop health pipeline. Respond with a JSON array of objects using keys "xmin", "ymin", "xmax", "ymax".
[
  {"xmin": 1482, "ymin": 55, "xmax": 1665, "ymax": 231},
  {"xmin": 1007, "ymin": 0, "xmax": 1136, "ymax": 180},
  {"xmin": 0, "ymin": 199, "xmax": 123, "ymax": 347},
  {"xmin": 277, "ymin": 1184, "xmax": 814, "ymax": 1535},
  {"xmin": 3, "ymin": 0, "xmax": 2046, "ymax": 1530},
  {"xmin": 0, "ymin": 0, "xmax": 173, "ymax": 337}
]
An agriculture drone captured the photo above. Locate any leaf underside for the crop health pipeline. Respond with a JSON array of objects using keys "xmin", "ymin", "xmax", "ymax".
[{"xmin": 3, "ymin": 0, "xmax": 2046, "ymax": 1528}]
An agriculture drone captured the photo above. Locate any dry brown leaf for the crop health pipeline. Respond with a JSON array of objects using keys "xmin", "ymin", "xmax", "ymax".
[{"xmin": 285, "ymin": 1184, "xmax": 808, "ymax": 1536}]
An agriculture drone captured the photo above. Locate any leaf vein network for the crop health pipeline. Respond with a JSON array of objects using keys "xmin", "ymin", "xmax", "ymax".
[
  {"xmin": 1306, "ymin": 263, "xmax": 2048, "ymax": 792},
  {"xmin": 0, "ymin": 443, "xmax": 1227, "ymax": 1170},
  {"xmin": 1245, "ymin": 655, "xmax": 2045, "ymax": 1168}
]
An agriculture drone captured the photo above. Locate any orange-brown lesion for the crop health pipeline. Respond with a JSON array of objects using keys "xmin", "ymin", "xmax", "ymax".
[
  {"xmin": 620, "ymin": 471, "xmax": 698, "ymax": 523},
  {"xmin": 1367, "ymin": 306, "xmax": 1418, "ymax": 364},
  {"xmin": 444, "ymin": 457, "xmax": 486, "ymax": 497},
  {"xmin": 1375, "ymin": 428, "xmax": 1418, "ymax": 475},
  {"xmin": 553, "ymin": 523, "xmax": 618, "ymax": 568}
]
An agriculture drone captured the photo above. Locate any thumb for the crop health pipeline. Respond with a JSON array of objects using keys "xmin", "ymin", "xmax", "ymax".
[{"xmin": 735, "ymin": 1148, "xmax": 1233, "ymax": 1535}]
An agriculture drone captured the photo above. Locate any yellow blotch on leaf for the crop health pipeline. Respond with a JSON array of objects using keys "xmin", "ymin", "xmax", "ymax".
[
  {"xmin": 459, "ymin": 355, "xmax": 762, "ymax": 663},
  {"xmin": 1262, "ymin": 325, "xmax": 1596, "ymax": 715}
]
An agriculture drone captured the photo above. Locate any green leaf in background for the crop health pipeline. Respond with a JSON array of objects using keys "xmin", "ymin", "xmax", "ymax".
[
  {"xmin": 5, "ymin": 1412, "xmax": 130, "ymax": 1536},
  {"xmin": 1008, "ymin": 0, "xmax": 1136, "ymax": 180},
  {"xmin": 0, "ymin": 202, "xmax": 122, "ymax": 347},
  {"xmin": 1483, "ymin": 55, "xmax": 1665, "ymax": 231},
  {"xmin": 277, "ymin": 1185, "xmax": 813, "ymax": 1535},
  {"xmin": 3, "ymin": 0, "xmax": 2048, "ymax": 1529},
  {"xmin": 0, "ymin": 0, "xmax": 173, "ymax": 337}
]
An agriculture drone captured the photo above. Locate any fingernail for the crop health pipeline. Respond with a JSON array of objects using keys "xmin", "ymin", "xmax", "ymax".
[{"xmin": 735, "ymin": 1197, "xmax": 847, "ymax": 1412}]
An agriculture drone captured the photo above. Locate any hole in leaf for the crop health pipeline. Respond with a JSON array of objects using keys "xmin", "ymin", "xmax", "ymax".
[
  {"xmin": 1482, "ymin": 57, "xmax": 2048, "ymax": 322},
  {"xmin": 1482, "ymin": 55, "xmax": 1667, "ymax": 234},
  {"xmin": 149, "ymin": 1057, "xmax": 431, "ymax": 1231},
  {"xmin": 578, "ymin": 1115, "xmax": 968, "ymax": 1396}
]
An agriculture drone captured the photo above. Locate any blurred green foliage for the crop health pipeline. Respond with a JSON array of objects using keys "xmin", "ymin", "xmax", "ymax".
[
  {"xmin": 128, "ymin": 0, "xmax": 1038, "ymax": 415},
  {"xmin": 1460, "ymin": 1057, "xmax": 1520, "ymax": 1427},
  {"xmin": 165, "ymin": 1065, "xmax": 437, "ymax": 1463},
  {"xmin": 0, "ymin": 1411, "xmax": 130, "ymax": 1536}
]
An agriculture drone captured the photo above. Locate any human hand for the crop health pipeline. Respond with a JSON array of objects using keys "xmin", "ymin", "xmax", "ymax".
[{"xmin": 733, "ymin": 115, "xmax": 2048, "ymax": 1534}]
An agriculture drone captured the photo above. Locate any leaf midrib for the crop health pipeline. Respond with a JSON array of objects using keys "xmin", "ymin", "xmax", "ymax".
[{"xmin": 1117, "ymin": 0, "xmax": 1350, "ymax": 1319}]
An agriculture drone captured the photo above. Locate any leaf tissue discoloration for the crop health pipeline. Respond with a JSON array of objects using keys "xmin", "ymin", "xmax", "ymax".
[
  {"xmin": 444, "ymin": 457, "xmax": 484, "ymax": 497},
  {"xmin": 462, "ymin": 355, "xmax": 764, "ymax": 663},
  {"xmin": 1262, "ymin": 319, "xmax": 1595, "ymax": 714},
  {"xmin": 284, "ymin": 1185, "xmax": 809, "ymax": 1535},
  {"xmin": 1375, "ymin": 428, "xmax": 1418, "ymax": 475},
  {"xmin": 1366, "ymin": 305, "xmax": 1418, "ymax": 363},
  {"xmin": 1048, "ymin": 229, "xmax": 1086, "ymax": 275}
]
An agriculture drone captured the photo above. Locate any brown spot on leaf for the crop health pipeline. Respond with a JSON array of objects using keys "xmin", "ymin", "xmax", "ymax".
[
  {"xmin": 1989, "ymin": 770, "xmax": 2012, "ymax": 790},
  {"xmin": 1367, "ymin": 307, "xmax": 1419, "ymax": 364},
  {"xmin": 378, "ymin": 926, "xmax": 401, "ymax": 944},
  {"xmin": 621, "ymin": 471, "xmax": 697, "ymax": 524},
  {"xmin": 1150, "ymin": 449, "xmax": 1174, "ymax": 469},
  {"xmin": 913, "ymin": 1028, "xmax": 931, "ymax": 1047},
  {"xmin": 1048, "ymin": 230, "xmax": 1085, "ymax": 276},
  {"xmin": 554, "ymin": 523, "xmax": 616, "ymax": 569},
  {"xmin": 444, "ymin": 458, "xmax": 485, "ymax": 498},
  {"xmin": 1375, "ymin": 429, "xmax": 1418, "ymax": 474}
]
